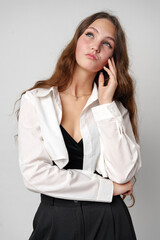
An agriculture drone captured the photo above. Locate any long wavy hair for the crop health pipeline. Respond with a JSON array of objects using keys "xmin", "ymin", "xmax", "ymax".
[
  {"xmin": 15, "ymin": 11, "xmax": 138, "ymax": 140},
  {"xmin": 15, "ymin": 11, "xmax": 139, "ymax": 206}
]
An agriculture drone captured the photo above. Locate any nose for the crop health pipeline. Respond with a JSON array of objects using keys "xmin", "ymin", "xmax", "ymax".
[{"xmin": 91, "ymin": 41, "xmax": 100, "ymax": 53}]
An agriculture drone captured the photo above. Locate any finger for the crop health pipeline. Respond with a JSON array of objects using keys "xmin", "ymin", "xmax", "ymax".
[
  {"xmin": 111, "ymin": 58, "xmax": 117, "ymax": 77},
  {"xmin": 103, "ymin": 65, "xmax": 113, "ymax": 75},
  {"xmin": 123, "ymin": 189, "xmax": 133, "ymax": 196},
  {"xmin": 111, "ymin": 57, "xmax": 116, "ymax": 71},
  {"xmin": 103, "ymin": 65, "xmax": 116, "ymax": 83},
  {"xmin": 98, "ymin": 72, "xmax": 105, "ymax": 88},
  {"xmin": 108, "ymin": 58, "xmax": 117, "ymax": 77},
  {"xmin": 108, "ymin": 58, "xmax": 117, "ymax": 78}
]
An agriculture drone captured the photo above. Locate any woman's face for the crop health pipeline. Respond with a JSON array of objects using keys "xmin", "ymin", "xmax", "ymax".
[{"xmin": 75, "ymin": 18, "xmax": 115, "ymax": 73}]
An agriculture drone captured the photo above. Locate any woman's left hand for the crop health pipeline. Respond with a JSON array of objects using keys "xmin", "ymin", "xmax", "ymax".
[{"xmin": 98, "ymin": 57, "xmax": 118, "ymax": 105}]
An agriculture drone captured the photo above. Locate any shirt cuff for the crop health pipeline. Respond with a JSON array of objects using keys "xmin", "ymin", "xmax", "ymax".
[
  {"xmin": 91, "ymin": 101, "xmax": 122, "ymax": 122},
  {"xmin": 97, "ymin": 178, "xmax": 113, "ymax": 203}
]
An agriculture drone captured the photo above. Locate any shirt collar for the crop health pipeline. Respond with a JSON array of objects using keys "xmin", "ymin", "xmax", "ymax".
[{"xmin": 34, "ymin": 86, "xmax": 54, "ymax": 97}]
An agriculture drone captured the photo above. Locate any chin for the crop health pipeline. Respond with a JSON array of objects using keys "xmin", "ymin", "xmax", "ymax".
[
  {"xmin": 83, "ymin": 64, "xmax": 103, "ymax": 73},
  {"xmin": 76, "ymin": 60, "xmax": 104, "ymax": 74}
]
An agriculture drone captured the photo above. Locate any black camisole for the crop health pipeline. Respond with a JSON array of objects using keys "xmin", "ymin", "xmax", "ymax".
[{"xmin": 60, "ymin": 124, "xmax": 83, "ymax": 170}]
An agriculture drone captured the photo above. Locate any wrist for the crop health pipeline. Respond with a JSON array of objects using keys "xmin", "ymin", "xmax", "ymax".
[
  {"xmin": 99, "ymin": 99, "xmax": 113, "ymax": 105},
  {"xmin": 98, "ymin": 98, "xmax": 113, "ymax": 104}
]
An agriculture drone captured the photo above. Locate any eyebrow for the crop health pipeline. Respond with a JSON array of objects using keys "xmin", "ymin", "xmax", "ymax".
[{"xmin": 87, "ymin": 26, "xmax": 115, "ymax": 42}]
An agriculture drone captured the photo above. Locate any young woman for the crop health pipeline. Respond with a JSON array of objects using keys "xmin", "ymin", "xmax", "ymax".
[{"xmin": 17, "ymin": 11, "xmax": 141, "ymax": 239}]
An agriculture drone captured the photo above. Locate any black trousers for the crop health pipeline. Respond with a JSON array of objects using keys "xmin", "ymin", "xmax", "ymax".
[{"xmin": 29, "ymin": 194, "xmax": 137, "ymax": 240}]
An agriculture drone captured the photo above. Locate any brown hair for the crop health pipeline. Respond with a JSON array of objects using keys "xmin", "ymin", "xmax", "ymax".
[
  {"xmin": 15, "ymin": 11, "xmax": 139, "ymax": 206},
  {"xmin": 15, "ymin": 11, "xmax": 138, "ymax": 141}
]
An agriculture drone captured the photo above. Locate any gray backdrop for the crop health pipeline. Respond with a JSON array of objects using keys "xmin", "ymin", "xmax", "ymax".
[{"xmin": 1, "ymin": 0, "xmax": 160, "ymax": 239}]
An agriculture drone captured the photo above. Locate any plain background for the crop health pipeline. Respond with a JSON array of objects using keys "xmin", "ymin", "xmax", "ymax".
[{"xmin": 1, "ymin": 0, "xmax": 160, "ymax": 239}]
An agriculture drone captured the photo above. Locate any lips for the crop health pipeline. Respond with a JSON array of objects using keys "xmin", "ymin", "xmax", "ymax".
[{"xmin": 86, "ymin": 53, "xmax": 98, "ymax": 60}]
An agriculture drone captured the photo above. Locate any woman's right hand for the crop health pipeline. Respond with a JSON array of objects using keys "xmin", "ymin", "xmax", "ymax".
[{"xmin": 113, "ymin": 180, "xmax": 133, "ymax": 196}]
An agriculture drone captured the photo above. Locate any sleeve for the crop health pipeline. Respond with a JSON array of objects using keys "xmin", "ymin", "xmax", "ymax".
[
  {"xmin": 91, "ymin": 101, "xmax": 142, "ymax": 184},
  {"xmin": 18, "ymin": 93, "xmax": 113, "ymax": 202}
]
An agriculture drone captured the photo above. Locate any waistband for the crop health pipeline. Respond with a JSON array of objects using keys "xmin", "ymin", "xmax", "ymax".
[{"xmin": 41, "ymin": 194, "xmax": 105, "ymax": 207}]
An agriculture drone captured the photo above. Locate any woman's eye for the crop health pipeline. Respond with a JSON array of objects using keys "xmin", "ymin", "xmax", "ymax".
[
  {"xmin": 85, "ymin": 32, "xmax": 94, "ymax": 38},
  {"xmin": 103, "ymin": 41, "xmax": 112, "ymax": 49}
]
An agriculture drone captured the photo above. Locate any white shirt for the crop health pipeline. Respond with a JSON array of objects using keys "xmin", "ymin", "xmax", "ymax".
[{"xmin": 18, "ymin": 82, "xmax": 141, "ymax": 203}]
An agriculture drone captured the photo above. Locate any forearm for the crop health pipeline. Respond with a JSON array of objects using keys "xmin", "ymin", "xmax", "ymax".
[{"xmin": 92, "ymin": 101, "xmax": 141, "ymax": 183}]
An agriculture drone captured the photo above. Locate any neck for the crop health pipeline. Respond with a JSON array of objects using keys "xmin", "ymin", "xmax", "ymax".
[{"xmin": 66, "ymin": 65, "xmax": 97, "ymax": 96}]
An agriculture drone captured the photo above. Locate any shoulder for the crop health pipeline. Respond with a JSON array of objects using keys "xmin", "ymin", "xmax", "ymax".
[
  {"xmin": 22, "ymin": 86, "xmax": 58, "ymax": 100},
  {"xmin": 19, "ymin": 86, "xmax": 58, "ymax": 121},
  {"xmin": 28, "ymin": 86, "xmax": 57, "ymax": 97},
  {"xmin": 20, "ymin": 86, "xmax": 58, "ymax": 110}
]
